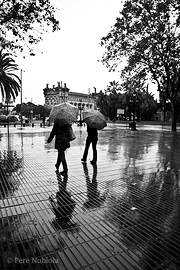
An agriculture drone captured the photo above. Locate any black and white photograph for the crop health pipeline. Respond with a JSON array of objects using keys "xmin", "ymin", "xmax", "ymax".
[{"xmin": 0, "ymin": 1, "xmax": 180, "ymax": 270}]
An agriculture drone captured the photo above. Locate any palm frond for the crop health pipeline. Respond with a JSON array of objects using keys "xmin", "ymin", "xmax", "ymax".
[{"xmin": 0, "ymin": 49, "xmax": 21, "ymax": 101}]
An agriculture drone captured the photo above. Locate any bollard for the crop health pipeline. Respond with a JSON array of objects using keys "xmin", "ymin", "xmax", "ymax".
[
  {"xmin": 32, "ymin": 123, "xmax": 34, "ymax": 127},
  {"xmin": 14, "ymin": 124, "xmax": 16, "ymax": 127},
  {"xmin": 40, "ymin": 123, "xmax": 42, "ymax": 127},
  {"xmin": 23, "ymin": 123, "xmax": 25, "ymax": 127},
  {"xmin": 4, "ymin": 124, "xmax": 6, "ymax": 127}
]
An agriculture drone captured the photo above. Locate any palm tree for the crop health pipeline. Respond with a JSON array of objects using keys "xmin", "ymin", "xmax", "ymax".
[
  {"xmin": 0, "ymin": 49, "xmax": 21, "ymax": 113},
  {"xmin": 96, "ymin": 90, "xmax": 109, "ymax": 117},
  {"xmin": 106, "ymin": 80, "xmax": 121, "ymax": 94}
]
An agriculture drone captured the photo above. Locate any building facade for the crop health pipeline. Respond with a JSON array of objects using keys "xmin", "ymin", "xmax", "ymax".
[{"xmin": 43, "ymin": 82, "xmax": 97, "ymax": 110}]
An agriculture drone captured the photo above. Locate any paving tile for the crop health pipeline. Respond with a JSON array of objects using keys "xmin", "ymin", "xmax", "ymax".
[{"xmin": 0, "ymin": 123, "xmax": 180, "ymax": 269}]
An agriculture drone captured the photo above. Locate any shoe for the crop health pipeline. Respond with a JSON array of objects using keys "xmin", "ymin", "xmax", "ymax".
[
  {"xmin": 54, "ymin": 164, "xmax": 59, "ymax": 170},
  {"xmin": 90, "ymin": 161, "xmax": 96, "ymax": 165},
  {"xmin": 60, "ymin": 171, "xmax": 68, "ymax": 176},
  {"xmin": 81, "ymin": 158, "xmax": 86, "ymax": 163},
  {"xmin": 55, "ymin": 164, "xmax": 59, "ymax": 171}
]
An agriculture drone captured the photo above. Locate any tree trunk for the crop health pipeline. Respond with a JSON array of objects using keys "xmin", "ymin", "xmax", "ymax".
[{"xmin": 171, "ymin": 102, "xmax": 177, "ymax": 131}]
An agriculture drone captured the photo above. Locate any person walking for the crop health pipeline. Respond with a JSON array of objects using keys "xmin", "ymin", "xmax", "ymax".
[
  {"xmin": 47, "ymin": 119, "xmax": 70, "ymax": 176},
  {"xmin": 81, "ymin": 125, "xmax": 98, "ymax": 165},
  {"xmin": 42, "ymin": 116, "xmax": 45, "ymax": 126}
]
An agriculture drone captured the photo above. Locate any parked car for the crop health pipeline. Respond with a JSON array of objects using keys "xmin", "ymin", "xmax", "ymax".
[
  {"xmin": 7, "ymin": 115, "xmax": 19, "ymax": 122},
  {"xmin": 0, "ymin": 114, "xmax": 20, "ymax": 125},
  {"xmin": 0, "ymin": 115, "xmax": 7, "ymax": 122}
]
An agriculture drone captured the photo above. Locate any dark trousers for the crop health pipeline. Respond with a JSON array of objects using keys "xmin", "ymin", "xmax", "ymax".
[
  {"xmin": 83, "ymin": 137, "xmax": 97, "ymax": 162},
  {"xmin": 56, "ymin": 150, "xmax": 68, "ymax": 172}
]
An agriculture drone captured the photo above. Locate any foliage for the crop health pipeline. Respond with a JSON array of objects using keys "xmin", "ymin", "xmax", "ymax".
[
  {"xmin": 101, "ymin": 0, "xmax": 180, "ymax": 130},
  {"xmin": 0, "ymin": 0, "xmax": 60, "ymax": 54},
  {"xmin": 13, "ymin": 102, "xmax": 51, "ymax": 118},
  {"xmin": 106, "ymin": 80, "xmax": 121, "ymax": 94},
  {"xmin": 106, "ymin": 81, "xmax": 123, "ymax": 120},
  {"xmin": 96, "ymin": 91, "xmax": 109, "ymax": 117},
  {"xmin": 97, "ymin": 82, "xmax": 158, "ymax": 121},
  {"xmin": 0, "ymin": 49, "xmax": 21, "ymax": 101},
  {"xmin": 138, "ymin": 90, "xmax": 158, "ymax": 120},
  {"xmin": 96, "ymin": 81, "xmax": 123, "ymax": 120}
]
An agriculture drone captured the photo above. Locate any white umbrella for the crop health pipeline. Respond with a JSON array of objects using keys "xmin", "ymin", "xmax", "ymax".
[
  {"xmin": 49, "ymin": 102, "xmax": 78, "ymax": 124},
  {"xmin": 82, "ymin": 109, "xmax": 107, "ymax": 130}
]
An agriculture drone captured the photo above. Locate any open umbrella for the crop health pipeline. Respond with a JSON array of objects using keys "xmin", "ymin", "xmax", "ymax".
[
  {"xmin": 49, "ymin": 102, "xmax": 79, "ymax": 124},
  {"xmin": 82, "ymin": 109, "xmax": 107, "ymax": 130}
]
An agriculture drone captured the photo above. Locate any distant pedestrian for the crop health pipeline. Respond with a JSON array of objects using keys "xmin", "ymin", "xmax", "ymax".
[
  {"xmin": 81, "ymin": 125, "xmax": 98, "ymax": 165},
  {"xmin": 47, "ymin": 119, "xmax": 70, "ymax": 176},
  {"xmin": 42, "ymin": 116, "xmax": 45, "ymax": 126}
]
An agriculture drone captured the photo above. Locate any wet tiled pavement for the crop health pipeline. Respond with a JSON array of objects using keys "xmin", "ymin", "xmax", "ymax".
[{"xmin": 0, "ymin": 123, "xmax": 180, "ymax": 270}]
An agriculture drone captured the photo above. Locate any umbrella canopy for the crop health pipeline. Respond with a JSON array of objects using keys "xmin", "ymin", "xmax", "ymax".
[
  {"xmin": 82, "ymin": 109, "xmax": 107, "ymax": 130},
  {"xmin": 49, "ymin": 102, "xmax": 79, "ymax": 125}
]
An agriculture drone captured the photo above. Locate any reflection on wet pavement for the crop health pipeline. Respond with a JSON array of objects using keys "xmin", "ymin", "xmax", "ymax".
[
  {"xmin": 0, "ymin": 124, "xmax": 180, "ymax": 269},
  {"xmin": 82, "ymin": 163, "xmax": 106, "ymax": 209}
]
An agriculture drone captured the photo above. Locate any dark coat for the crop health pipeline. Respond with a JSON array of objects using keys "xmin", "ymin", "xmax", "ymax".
[{"xmin": 47, "ymin": 120, "xmax": 70, "ymax": 150}]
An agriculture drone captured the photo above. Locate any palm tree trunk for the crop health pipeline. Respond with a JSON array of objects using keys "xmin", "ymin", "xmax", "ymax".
[
  {"xmin": 6, "ymin": 99, "xmax": 9, "ymax": 116},
  {"xmin": 6, "ymin": 98, "xmax": 10, "ymax": 132}
]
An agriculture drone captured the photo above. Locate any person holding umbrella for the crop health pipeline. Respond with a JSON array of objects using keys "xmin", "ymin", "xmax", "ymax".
[
  {"xmin": 81, "ymin": 109, "xmax": 107, "ymax": 165},
  {"xmin": 47, "ymin": 102, "xmax": 79, "ymax": 175},
  {"xmin": 81, "ymin": 125, "xmax": 98, "ymax": 165},
  {"xmin": 47, "ymin": 119, "xmax": 70, "ymax": 176}
]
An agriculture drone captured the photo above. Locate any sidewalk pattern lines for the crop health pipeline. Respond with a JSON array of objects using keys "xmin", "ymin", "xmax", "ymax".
[{"xmin": 0, "ymin": 124, "xmax": 180, "ymax": 270}]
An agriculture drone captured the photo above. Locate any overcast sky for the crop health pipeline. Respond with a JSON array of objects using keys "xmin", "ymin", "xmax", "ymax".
[{"xmin": 14, "ymin": 0, "xmax": 158, "ymax": 105}]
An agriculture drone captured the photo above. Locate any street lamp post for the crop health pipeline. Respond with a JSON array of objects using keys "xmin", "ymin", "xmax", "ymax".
[
  {"xmin": 20, "ymin": 69, "xmax": 23, "ymax": 127},
  {"xmin": 20, "ymin": 69, "xmax": 25, "ymax": 128}
]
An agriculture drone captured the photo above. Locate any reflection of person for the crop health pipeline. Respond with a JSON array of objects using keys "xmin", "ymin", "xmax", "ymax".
[
  {"xmin": 81, "ymin": 125, "xmax": 98, "ymax": 165},
  {"xmin": 47, "ymin": 119, "xmax": 70, "ymax": 176},
  {"xmin": 49, "ymin": 172, "xmax": 75, "ymax": 221},
  {"xmin": 82, "ymin": 163, "xmax": 106, "ymax": 208}
]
